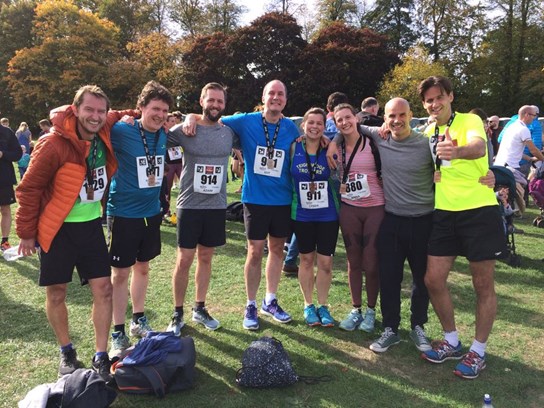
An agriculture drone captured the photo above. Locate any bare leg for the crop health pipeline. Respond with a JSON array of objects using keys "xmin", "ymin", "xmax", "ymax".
[
  {"xmin": 45, "ymin": 284, "xmax": 70, "ymax": 346},
  {"xmin": 88, "ymin": 277, "xmax": 113, "ymax": 352},
  {"xmin": 244, "ymin": 239, "xmax": 265, "ymax": 300},
  {"xmin": 265, "ymin": 236, "xmax": 286, "ymax": 294},
  {"xmin": 0, "ymin": 205, "xmax": 11, "ymax": 238},
  {"xmin": 470, "ymin": 260, "xmax": 497, "ymax": 343},
  {"xmin": 316, "ymin": 254, "xmax": 333, "ymax": 305},
  {"xmin": 172, "ymin": 247, "xmax": 196, "ymax": 307},
  {"xmin": 425, "ymin": 255, "xmax": 456, "ymax": 332},
  {"xmin": 195, "ymin": 245, "xmax": 214, "ymax": 302},
  {"xmin": 111, "ymin": 266, "xmax": 131, "ymax": 325},
  {"xmin": 298, "ymin": 252, "xmax": 315, "ymax": 305},
  {"xmin": 131, "ymin": 261, "xmax": 149, "ymax": 314}
]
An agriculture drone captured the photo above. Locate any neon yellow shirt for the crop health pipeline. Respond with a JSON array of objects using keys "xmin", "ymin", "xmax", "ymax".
[
  {"xmin": 65, "ymin": 139, "xmax": 106, "ymax": 222},
  {"xmin": 425, "ymin": 112, "xmax": 497, "ymax": 211}
]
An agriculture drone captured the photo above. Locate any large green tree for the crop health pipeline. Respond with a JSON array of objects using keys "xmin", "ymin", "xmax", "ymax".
[
  {"xmin": 6, "ymin": 0, "xmax": 119, "ymax": 123},
  {"xmin": 316, "ymin": 0, "xmax": 358, "ymax": 29}
]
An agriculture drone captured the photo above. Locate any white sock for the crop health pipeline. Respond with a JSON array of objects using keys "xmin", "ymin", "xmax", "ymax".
[
  {"xmin": 470, "ymin": 340, "xmax": 486, "ymax": 357},
  {"xmin": 444, "ymin": 331, "xmax": 459, "ymax": 347},
  {"xmin": 246, "ymin": 300, "xmax": 256, "ymax": 307},
  {"xmin": 265, "ymin": 293, "xmax": 276, "ymax": 305}
]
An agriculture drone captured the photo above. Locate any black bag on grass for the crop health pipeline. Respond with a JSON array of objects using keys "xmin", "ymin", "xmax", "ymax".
[
  {"xmin": 226, "ymin": 201, "xmax": 244, "ymax": 222},
  {"xmin": 112, "ymin": 333, "xmax": 196, "ymax": 398},
  {"xmin": 236, "ymin": 337, "xmax": 298, "ymax": 388}
]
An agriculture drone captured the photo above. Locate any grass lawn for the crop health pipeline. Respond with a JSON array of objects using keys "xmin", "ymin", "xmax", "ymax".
[{"xmin": 1, "ymin": 178, "xmax": 543, "ymax": 407}]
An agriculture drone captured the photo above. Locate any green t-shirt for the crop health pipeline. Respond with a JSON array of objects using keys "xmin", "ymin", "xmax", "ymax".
[
  {"xmin": 65, "ymin": 138, "xmax": 107, "ymax": 222},
  {"xmin": 425, "ymin": 112, "xmax": 497, "ymax": 211}
]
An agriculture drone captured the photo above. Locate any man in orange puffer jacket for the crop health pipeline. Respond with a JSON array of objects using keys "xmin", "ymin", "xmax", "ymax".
[{"xmin": 15, "ymin": 85, "xmax": 137, "ymax": 382}]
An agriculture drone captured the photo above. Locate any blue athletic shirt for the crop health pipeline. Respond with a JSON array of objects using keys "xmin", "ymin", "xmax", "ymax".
[
  {"xmin": 221, "ymin": 112, "xmax": 299, "ymax": 205},
  {"xmin": 107, "ymin": 120, "xmax": 166, "ymax": 218},
  {"xmin": 290, "ymin": 142, "xmax": 339, "ymax": 222}
]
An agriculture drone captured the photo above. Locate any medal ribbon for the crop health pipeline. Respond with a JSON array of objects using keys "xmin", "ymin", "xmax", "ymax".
[
  {"xmin": 85, "ymin": 137, "xmax": 98, "ymax": 190},
  {"xmin": 432, "ymin": 113, "xmax": 456, "ymax": 170},
  {"xmin": 303, "ymin": 138, "xmax": 321, "ymax": 183},
  {"xmin": 341, "ymin": 133, "xmax": 364, "ymax": 184},
  {"xmin": 261, "ymin": 115, "xmax": 281, "ymax": 159},
  {"xmin": 138, "ymin": 121, "xmax": 160, "ymax": 175}
]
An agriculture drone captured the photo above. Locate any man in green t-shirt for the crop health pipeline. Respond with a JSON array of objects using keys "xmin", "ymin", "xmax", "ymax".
[{"xmin": 418, "ymin": 76, "xmax": 506, "ymax": 380}]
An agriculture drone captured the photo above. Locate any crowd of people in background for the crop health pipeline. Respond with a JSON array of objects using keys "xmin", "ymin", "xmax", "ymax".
[{"xmin": 1, "ymin": 74, "xmax": 542, "ymax": 386}]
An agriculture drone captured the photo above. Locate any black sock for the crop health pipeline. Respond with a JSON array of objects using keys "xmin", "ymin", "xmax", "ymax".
[
  {"xmin": 1, "ymin": 237, "xmax": 7, "ymax": 244},
  {"xmin": 353, "ymin": 305, "xmax": 362, "ymax": 314},
  {"xmin": 114, "ymin": 324, "xmax": 125, "ymax": 334},
  {"xmin": 132, "ymin": 312, "xmax": 144, "ymax": 323},
  {"xmin": 175, "ymin": 306, "xmax": 184, "ymax": 317},
  {"xmin": 194, "ymin": 301, "xmax": 205, "ymax": 310}
]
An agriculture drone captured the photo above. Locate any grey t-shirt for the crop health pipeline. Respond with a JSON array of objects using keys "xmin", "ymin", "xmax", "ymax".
[
  {"xmin": 334, "ymin": 126, "xmax": 434, "ymax": 216},
  {"xmin": 168, "ymin": 123, "xmax": 239, "ymax": 209}
]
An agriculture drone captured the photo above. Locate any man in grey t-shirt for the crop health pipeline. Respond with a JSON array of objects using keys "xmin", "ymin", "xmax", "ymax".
[{"xmin": 166, "ymin": 83, "xmax": 239, "ymax": 335}]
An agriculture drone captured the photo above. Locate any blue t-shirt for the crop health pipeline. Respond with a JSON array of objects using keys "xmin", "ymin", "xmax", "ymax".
[
  {"xmin": 222, "ymin": 112, "xmax": 299, "ymax": 205},
  {"xmin": 107, "ymin": 120, "xmax": 166, "ymax": 218},
  {"xmin": 290, "ymin": 142, "xmax": 339, "ymax": 222}
]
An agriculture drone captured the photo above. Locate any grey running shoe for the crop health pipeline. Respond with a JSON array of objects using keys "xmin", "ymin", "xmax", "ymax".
[
  {"xmin": 167, "ymin": 313, "xmax": 185, "ymax": 337},
  {"xmin": 339, "ymin": 309, "xmax": 363, "ymax": 331},
  {"xmin": 370, "ymin": 327, "xmax": 401, "ymax": 353},
  {"xmin": 410, "ymin": 325, "xmax": 432, "ymax": 352},
  {"xmin": 109, "ymin": 331, "xmax": 131, "ymax": 359},
  {"xmin": 192, "ymin": 307, "xmax": 221, "ymax": 330},
  {"xmin": 129, "ymin": 316, "xmax": 152, "ymax": 338},
  {"xmin": 59, "ymin": 348, "xmax": 84, "ymax": 377},
  {"xmin": 359, "ymin": 308, "xmax": 376, "ymax": 333}
]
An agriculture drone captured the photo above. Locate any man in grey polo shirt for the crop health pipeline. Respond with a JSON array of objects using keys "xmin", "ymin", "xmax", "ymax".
[{"xmin": 166, "ymin": 82, "xmax": 239, "ymax": 334}]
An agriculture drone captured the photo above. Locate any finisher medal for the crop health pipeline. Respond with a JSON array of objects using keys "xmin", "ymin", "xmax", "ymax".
[
  {"xmin": 339, "ymin": 183, "xmax": 347, "ymax": 194},
  {"xmin": 86, "ymin": 185, "xmax": 94, "ymax": 201},
  {"xmin": 148, "ymin": 174, "xmax": 156, "ymax": 186}
]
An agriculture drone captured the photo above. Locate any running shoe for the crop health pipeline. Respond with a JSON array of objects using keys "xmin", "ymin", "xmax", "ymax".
[
  {"xmin": 303, "ymin": 304, "xmax": 321, "ymax": 326},
  {"xmin": 192, "ymin": 307, "xmax": 221, "ymax": 330},
  {"xmin": 317, "ymin": 305, "xmax": 335, "ymax": 327},
  {"xmin": 109, "ymin": 331, "xmax": 131, "ymax": 359},
  {"xmin": 421, "ymin": 340, "xmax": 463, "ymax": 363},
  {"xmin": 261, "ymin": 299, "xmax": 292, "ymax": 323},
  {"xmin": 243, "ymin": 304, "xmax": 259, "ymax": 330},
  {"xmin": 129, "ymin": 316, "xmax": 152, "ymax": 338},
  {"xmin": 59, "ymin": 348, "xmax": 84, "ymax": 377},
  {"xmin": 167, "ymin": 313, "xmax": 185, "ymax": 337},
  {"xmin": 453, "ymin": 351, "xmax": 486, "ymax": 379},
  {"xmin": 369, "ymin": 327, "xmax": 401, "ymax": 353},
  {"xmin": 359, "ymin": 308, "xmax": 376, "ymax": 333},
  {"xmin": 0, "ymin": 241, "xmax": 11, "ymax": 252},
  {"xmin": 92, "ymin": 354, "xmax": 112, "ymax": 383},
  {"xmin": 409, "ymin": 325, "xmax": 432, "ymax": 352},
  {"xmin": 339, "ymin": 309, "xmax": 363, "ymax": 331}
]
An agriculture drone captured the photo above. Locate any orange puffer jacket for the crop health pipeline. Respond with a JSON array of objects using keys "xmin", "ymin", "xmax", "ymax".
[{"xmin": 15, "ymin": 105, "xmax": 137, "ymax": 252}]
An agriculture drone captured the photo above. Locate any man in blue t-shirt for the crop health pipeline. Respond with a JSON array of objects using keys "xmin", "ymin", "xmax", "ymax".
[{"xmin": 107, "ymin": 81, "xmax": 173, "ymax": 358}]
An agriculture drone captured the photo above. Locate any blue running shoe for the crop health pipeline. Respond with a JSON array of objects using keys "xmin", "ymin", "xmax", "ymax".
[
  {"xmin": 422, "ymin": 340, "xmax": 463, "ymax": 363},
  {"xmin": 243, "ymin": 304, "xmax": 259, "ymax": 330},
  {"xmin": 261, "ymin": 299, "xmax": 292, "ymax": 323},
  {"xmin": 339, "ymin": 309, "xmax": 363, "ymax": 331},
  {"xmin": 453, "ymin": 351, "xmax": 486, "ymax": 379},
  {"xmin": 317, "ymin": 305, "xmax": 335, "ymax": 327},
  {"xmin": 303, "ymin": 305, "xmax": 321, "ymax": 326}
]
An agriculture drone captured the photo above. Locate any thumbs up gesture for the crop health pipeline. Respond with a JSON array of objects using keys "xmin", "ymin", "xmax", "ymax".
[{"xmin": 436, "ymin": 127, "xmax": 456, "ymax": 161}]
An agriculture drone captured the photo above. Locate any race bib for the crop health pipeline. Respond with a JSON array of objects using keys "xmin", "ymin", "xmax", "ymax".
[
  {"xmin": 136, "ymin": 155, "xmax": 164, "ymax": 189},
  {"xmin": 79, "ymin": 165, "xmax": 107, "ymax": 203},
  {"xmin": 167, "ymin": 146, "xmax": 183, "ymax": 161},
  {"xmin": 193, "ymin": 163, "xmax": 223, "ymax": 194},
  {"xmin": 341, "ymin": 173, "xmax": 370, "ymax": 201},
  {"xmin": 253, "ymin": 145, "xmax": 284, "ymax": 178},
  {"xmin": 299, "ymin": 181, "xmax": 329, "ymax": 209}
]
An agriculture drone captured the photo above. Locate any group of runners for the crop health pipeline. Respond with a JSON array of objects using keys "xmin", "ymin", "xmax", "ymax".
[{"xmin": 12, "ymin": 75, "xmax": 505, "ymax": 383}]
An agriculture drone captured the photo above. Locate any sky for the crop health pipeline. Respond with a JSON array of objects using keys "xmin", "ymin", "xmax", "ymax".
[{"xmin": 239, "ymin": 1, "xmax": 269, "ymax": 25}]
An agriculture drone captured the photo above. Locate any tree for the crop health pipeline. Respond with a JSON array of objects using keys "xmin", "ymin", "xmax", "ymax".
[
  {"xmin": 316, "ymin": 0, "xmax": 358, "ymax": 29},
  {"xmin": 377, "ymin": 45, "xmax": 448, "ymax": 117},
  {"xmin": 169, "ymin": 0, "xmax": 206, "ymax": 36},
  {"xmin": 205, "ymin": 0, "xmax": 246, "ymax": 34},
  {"xmin": 6, "ymin": 0, "xmax": 119, "ymax": 123},
  {"xmin": 293, "ymin": 22, "xmax": 399, "ymax": 114},
  {"xmin": 360, "ymin": 0, "xmax": 418, "ymax": 54},
  {"xmin": 0, "ymin": 0, "xmax": 37, "ymax": 122}
]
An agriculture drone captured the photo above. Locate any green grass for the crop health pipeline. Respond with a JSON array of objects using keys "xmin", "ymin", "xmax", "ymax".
[{"xmin": 2, "ymin": 179, "xmax": 544, "ymax": 407}]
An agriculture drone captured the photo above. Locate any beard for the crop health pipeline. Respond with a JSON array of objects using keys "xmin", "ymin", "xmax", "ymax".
[{"xmin": 204, "ymin": 107, "xmax": 224, "ymax": 123}]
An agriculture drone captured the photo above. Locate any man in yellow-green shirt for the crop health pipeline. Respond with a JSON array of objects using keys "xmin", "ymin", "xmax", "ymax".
[{"xmin": 418, "ymin": 76, "xmax": 506, "ymax": 380}]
